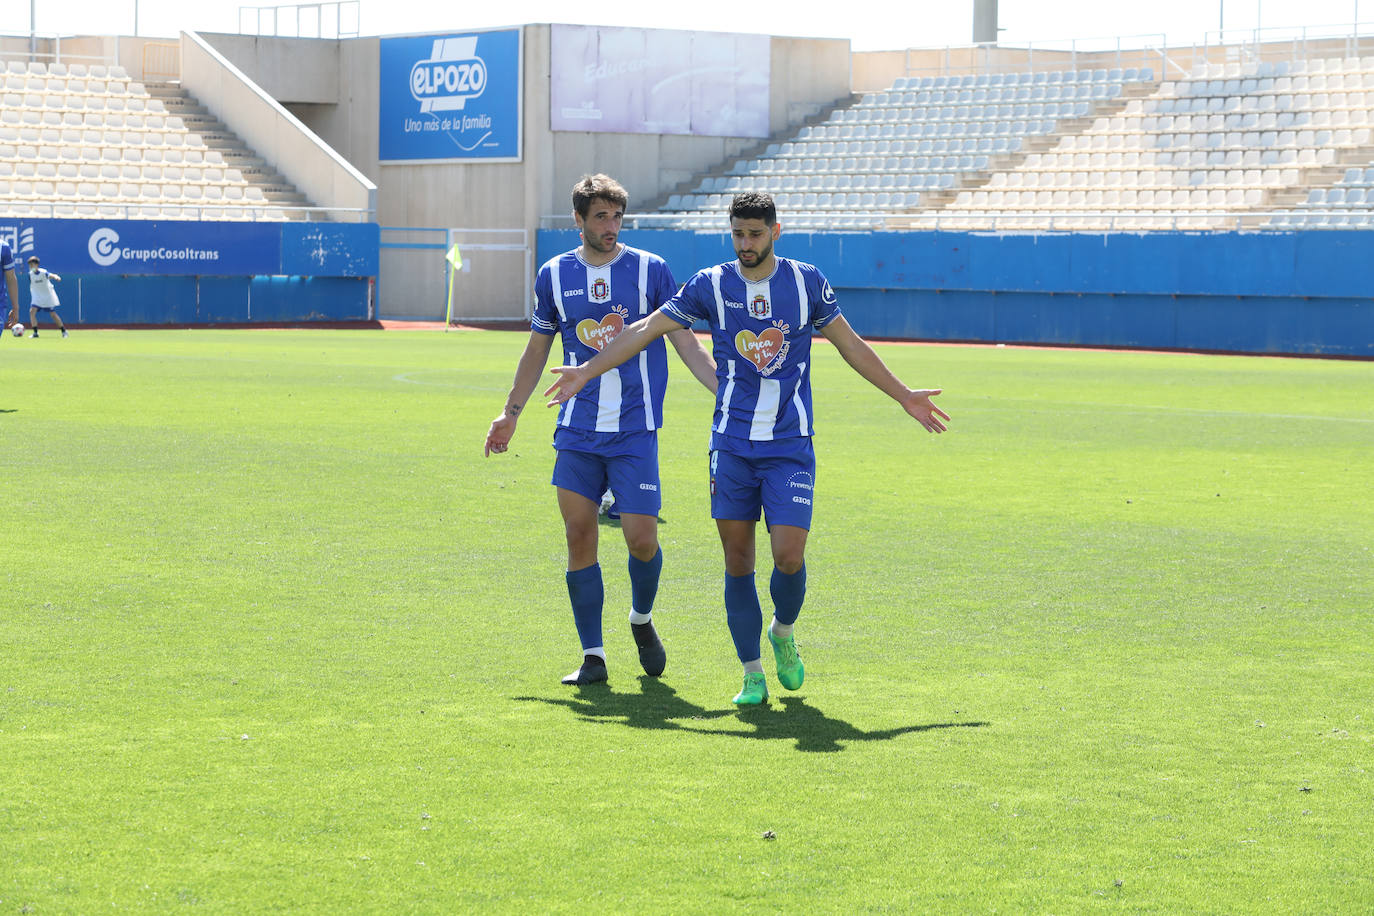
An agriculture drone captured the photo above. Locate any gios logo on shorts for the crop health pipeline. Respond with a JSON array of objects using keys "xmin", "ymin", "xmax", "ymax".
[{"xmin": 788, "ymin": 470, "xmax": 813, "ymax": 506}]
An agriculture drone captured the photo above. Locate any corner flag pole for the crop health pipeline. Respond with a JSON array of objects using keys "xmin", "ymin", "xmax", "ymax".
[{"xmin": 444, "ymin": 244, "xmax": 463, "ymax": 330}]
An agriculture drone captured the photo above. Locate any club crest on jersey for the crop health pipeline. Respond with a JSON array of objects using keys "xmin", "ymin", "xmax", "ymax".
[
  {"xmin": 590, "ymin": 277, "xmax": 610, "ymax": 302},
  {"xmin": 735, "ymin": 319, "xmax": 790, "ymax": 376},
  {"xmin": 576, "ymin": 304, "xmax": 629, "ymax": 351},
  {"xmin": 749, "ymin": 293, "xmax": 771, "ymax": 319}
]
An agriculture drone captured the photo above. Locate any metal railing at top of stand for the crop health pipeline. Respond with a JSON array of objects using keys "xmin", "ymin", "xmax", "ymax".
[
  {"xmin": 236, "ymin": 1, "xmax": 360, "ymax": 39},
  {"xmin": 541, "ymin": 210, "xmax": 1373, "ymax": 233},
  {"xmin": 899, "ymin": 21, "xmax": 1374, "ymax": 82},
  {"xmin": 4, "ymin": 202, "xmax": 376, "ymax": 223}
]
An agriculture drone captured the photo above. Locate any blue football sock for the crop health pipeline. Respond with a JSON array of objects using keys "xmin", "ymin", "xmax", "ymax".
[
  {"xmin": 627, "ymin": 547, "xmax": 663, "ymax": 616},
  {"xmin": 566, "ymin": 564, "xmax": 604, "ymax": 653},
  {"xmin": 724, "ymin": 572, "xmax": 763, "ymax": 663},
  {"xmin": 770, "ymin": 564, "xmax": 807, "ymax": 627}
]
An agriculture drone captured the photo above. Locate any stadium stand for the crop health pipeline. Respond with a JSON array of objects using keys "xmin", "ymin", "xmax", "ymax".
[
  {"xmin": 654, "ymin": 56, "xmax": 1374, "ymax": 232},
  {"xmin": 0, "ymin": 60, "xmax": 305, "ymax": 220},
  {"xmin": 657, "ymin": 67, "xmax": 1158, "ymax": 229}
]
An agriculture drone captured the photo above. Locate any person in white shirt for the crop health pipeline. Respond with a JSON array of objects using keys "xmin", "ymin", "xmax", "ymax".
[{"xmin": 26, "ymin": 256, "xmax": 69, "ymax": 338}]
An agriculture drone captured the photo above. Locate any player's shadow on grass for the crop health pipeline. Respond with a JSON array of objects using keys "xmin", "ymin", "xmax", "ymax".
[
  {"xmin": 515, "ymin": 677, "xmax": 734, "ymax": 731},
  {"xmin": 685, "ymin": 696, "xmax": 990, "ymax": 753}
]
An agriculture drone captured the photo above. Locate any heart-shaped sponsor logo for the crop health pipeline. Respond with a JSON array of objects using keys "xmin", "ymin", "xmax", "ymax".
[
  {"xmin": 735, "ymin": 327, "xmax": 785, "ymax": 371},
  {"xmin": 576, "ymin": 313, "xmax": 625, "ymax": 351}
]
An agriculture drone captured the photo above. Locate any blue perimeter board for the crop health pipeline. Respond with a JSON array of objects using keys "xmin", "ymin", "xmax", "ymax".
[{"xmin": 537, "ymin": 228, "xmax": 1373, "ymax": 356}]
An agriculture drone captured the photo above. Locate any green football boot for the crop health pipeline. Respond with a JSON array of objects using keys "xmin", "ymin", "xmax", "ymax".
[
  {"xmin": 768, "ymin": 630, "xmax": 805, "ymax": 690},
  {"xmin": 732, "ymin": 671, "xmax": 769, "ymax": 706}
]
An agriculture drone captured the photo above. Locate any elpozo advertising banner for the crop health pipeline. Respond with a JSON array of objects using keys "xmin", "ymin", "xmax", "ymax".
[
  {"xmin": 379, "ymin": 29, "xmax": 523, "ymax": 162},
  {"xmin": 550, "ymin": 25, "xmax": 770, "ymax": 138}
]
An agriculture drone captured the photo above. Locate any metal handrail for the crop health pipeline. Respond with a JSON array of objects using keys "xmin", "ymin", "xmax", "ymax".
[
  {"xmin": 4, "ymin": 202, "xmax": 375, "ymax": 222},
  {"xmin": 540, "ymin": 210, "xmax": 1371, "ymax": 233},
  {"xmin": 897, "ymin": 21, "xmax": 1374, "ymax": 82}
]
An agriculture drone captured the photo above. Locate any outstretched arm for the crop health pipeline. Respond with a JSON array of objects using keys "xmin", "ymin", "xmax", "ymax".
[
  {"xmin": 666, "ymin": 327, "xmax": 718, "ymax": 395},
  {"xmin": 485, "ymin": 331, "xmax": 556, "ymax": 456},
  {"xmin": 544, "ymin": 310, "xmax": 684, "ymax": 405},
  {"xmin": 819, "ymin": 315, "xmax": 949, "ymax": 433}
]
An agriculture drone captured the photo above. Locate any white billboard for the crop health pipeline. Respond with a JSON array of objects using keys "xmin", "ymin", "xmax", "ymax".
[{"xmin": 551, "ymin": 25, "xmax": 771, "ymax": 138}]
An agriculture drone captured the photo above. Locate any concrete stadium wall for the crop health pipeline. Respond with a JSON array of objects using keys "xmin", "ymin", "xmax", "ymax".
[
  {"xmin": 180, "ymin": 31, "xmax": 376, "ymax": 218},
  {"xmin": 536, "ymin": 228, "xmax": 1374, "ymax": 357},
  {"xmin": 201, "ymin": 28, "xmax": 852, "ymax": 320}
]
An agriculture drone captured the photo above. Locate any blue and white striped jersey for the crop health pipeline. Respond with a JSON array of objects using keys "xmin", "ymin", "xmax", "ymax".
[
  {"xmin": 532, "ymin": 245, "xmax": 676, "ymax": 433},
  {"xmin": 661, "ymin": 257, "xmax": 841, "ymax": 448}
]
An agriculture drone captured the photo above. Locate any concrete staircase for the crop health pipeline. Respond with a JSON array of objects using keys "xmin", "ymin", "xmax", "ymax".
[{"xmin": 144, "ymin": 81, "xmax": 313, "ymax": 216}]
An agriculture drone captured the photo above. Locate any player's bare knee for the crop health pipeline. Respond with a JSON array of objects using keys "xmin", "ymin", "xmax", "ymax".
[
  {"xmin": 773, "ymin": 553, "xmax": 805, "ymax": 576},
  {"xmin": 722, "ymin": 546, "xmax": 755, "ymax": 576},
  {"xmin": 625, "ymin": 534, "xmax": 659, "ymax": 561}
]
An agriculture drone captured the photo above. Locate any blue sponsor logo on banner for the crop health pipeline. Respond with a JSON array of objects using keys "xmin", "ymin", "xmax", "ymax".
[{"xmin": 380, "ymin": 29, "xmax": 522, "ymax": 162}]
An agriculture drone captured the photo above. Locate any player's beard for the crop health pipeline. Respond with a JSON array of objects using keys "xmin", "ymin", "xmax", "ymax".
[
  {"xmin": 584, "ymin": 230, "xmax": 619, "ymax": 256},
  {"xmin": 737, "ymin": 237, "xmax": 772, "ymax": 267}
]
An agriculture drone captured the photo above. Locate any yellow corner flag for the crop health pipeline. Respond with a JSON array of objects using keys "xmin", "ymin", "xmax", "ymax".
[{"xmin": 445, "ymin": 244, "xmax": 463, "ymax": 329}]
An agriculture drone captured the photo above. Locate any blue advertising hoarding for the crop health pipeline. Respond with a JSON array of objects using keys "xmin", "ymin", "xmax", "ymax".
[
  {"xmin": 0, "ymin": 218, "xmax": 378, "ymax": 277},
  {"xmin": 378, "ymin": 29, "xmax": 523, "ymax": 162}
]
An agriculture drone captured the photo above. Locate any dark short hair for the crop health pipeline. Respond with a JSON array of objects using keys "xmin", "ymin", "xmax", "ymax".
[
  {"xmin": 572, "ymin": 174, "xmax": 629, "ymax": 218},
  {"xmin": 730, "ymin": 191, "xmax": 776, "ymax": 226},
  {"xmin": 26, "ymin": 255, "xmax": 39, "ymax": 263}
]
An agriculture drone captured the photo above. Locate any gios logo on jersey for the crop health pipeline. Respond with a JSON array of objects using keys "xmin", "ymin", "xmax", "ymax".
[
  {"xmin": 576, "ymin": 304, "xmax": 630, "ymax": 351},
  {"xmin": 734, "ymin": 319, "xmax": 790, "ymax": 376}
]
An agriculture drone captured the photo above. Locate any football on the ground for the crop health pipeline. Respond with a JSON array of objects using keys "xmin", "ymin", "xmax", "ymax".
[{"xmin": 10, "ymin": 323, "xmax": 23, "ymax": 337}]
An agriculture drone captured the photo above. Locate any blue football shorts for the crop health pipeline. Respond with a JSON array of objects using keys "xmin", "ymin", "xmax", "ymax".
[
  {"xmin": 551, "ymin": 427, "xmax": 661, "ymax": 516},
  {"xmin": 708, "ymin": 440, "xmax": 816, "ymax": 530}
]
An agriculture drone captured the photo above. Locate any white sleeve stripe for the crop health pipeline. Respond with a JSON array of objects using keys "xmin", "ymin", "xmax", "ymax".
[{"xmin": 659, "ymin": 304, "xmax": 694, "ymax": 326}]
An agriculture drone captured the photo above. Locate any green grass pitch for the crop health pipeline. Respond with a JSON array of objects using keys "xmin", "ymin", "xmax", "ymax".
[{"xmin": 2, "ymin": 328, "xmax": 1371, "ymax": 913}]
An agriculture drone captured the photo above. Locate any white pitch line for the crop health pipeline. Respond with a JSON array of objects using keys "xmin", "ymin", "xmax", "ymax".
[
  {"xmin": 962, "ymin": 400, "xmax": 1374, "ymax": 425},
  {"xmin": 392, "ymin": 369, "xmax": 506, "ymax": 391}
]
